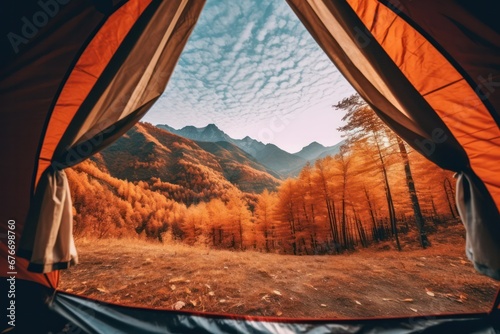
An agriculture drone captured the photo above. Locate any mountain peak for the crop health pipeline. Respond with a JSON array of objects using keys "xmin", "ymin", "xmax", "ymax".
[
  {"xmin": 156, "ymin": 124, "xmax": 177, "ymax": 132},
  {"xmin": 160, "ymin": 123, "xmax": 231, "ymax": 144},
  {"xmin": 303, "ymin": 141, "xmax": 325, "ymax": 150},
  {"xmin": 294, "ymin": 141, "xmax": 328, "ymax": 161},
  {"xmin": 181, "ymin": 125, "xmax": 199, "ymax": 131},
  {"xmin": 205, "ymin": 123, "xmax": 218, "ymax": 129},
  {"xmin": 202, "ymin": 123, "xmax": 222, "ymax": 133},
  {"xmin": 154, "ymin": 123, "xmax": 343, "ymax": 176}
]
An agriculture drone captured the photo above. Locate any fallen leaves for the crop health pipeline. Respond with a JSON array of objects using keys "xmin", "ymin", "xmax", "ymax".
[
  {"xmin": 382, "ymin": 298, "xmax": 413, "ymax": 303},
  {"xmin": 169, "ymin": 277, "xmax": 189, "ymax": 284},
  {"xmin": 303, "ymin": 283, "xmax": 318, "ymax": 290},
  {"xmin": 60, "ymin": 230, "xmax": 493, "ymax": 320},
  {"xmin": 173, "ymin": 301, "xmax": 185, "ymax": 310},
  {"xmin": 156, "ymin": 288, "xmax": 170, "ymax": 295},
  {"xmin": 380, "ymin": 289, "xmax": 468, "ymax": 306}
]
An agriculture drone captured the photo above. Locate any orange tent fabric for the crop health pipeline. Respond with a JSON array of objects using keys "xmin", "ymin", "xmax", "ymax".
[
  {"xmin": 287, "ymin": 0, "xmax": 500, "ymax": 280},
  {"xmin": 0, "ymin": 0, "xmax": 205, "ymax": 285}
]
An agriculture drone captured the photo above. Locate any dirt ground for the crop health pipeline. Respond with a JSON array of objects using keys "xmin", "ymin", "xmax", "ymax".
[{"xmin": 60, "ymin": 225, "xmax": 499, "ymax": 318}]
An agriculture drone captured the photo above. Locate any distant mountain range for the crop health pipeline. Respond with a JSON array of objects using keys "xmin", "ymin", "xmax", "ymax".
[
  {"xmin": 89, "ymin": 123, "xmax": 344, "ymax": 203},
  {"xmin": 92, "ymin": 123, "xmax": 282, "ymax": 202},
  {"xmin": 157, "ymin": 123, "xmax": 343, "ymax": 177}
]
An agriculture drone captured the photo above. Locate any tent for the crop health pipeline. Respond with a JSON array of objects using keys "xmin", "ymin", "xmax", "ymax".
[{"xmin": 0, "ymin": 0, "xmax": 498, "ymax": 332}]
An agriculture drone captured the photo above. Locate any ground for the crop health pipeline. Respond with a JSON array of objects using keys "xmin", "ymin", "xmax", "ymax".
[{"xmin": 60, "ymin": 224, "xmax": 499, "ymax": 319}]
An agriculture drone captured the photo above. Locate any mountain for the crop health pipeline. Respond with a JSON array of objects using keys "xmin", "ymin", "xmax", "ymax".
[
  {"xmin": 293, "ymin": 140, "xmax": 344, "ymax": 162},
  {"xmin": 157, "ymin": 123, "xmax": 265, "ymax": 156},
  {"xmin": 294, "ymin": 141, "xmax": 327, "ymax": 161},
  {"xmin": 157, "ymin": 123, "xmax": 234, "ymax": 144},
  {"xmin": 157, "ymin": 123, "xmax": 345, "ymax": 177},
  {"xmin": 194, "ymin": 141, "xmax": 282, "ymax": 191},
  {"xmin": 157, "ymin": 124, "xmax": 304, "ymax": 176},
  {"xmin": 233, "ymin": 136, "xmax": 266, "ymax": 157},
  {"xmin": 314, "ymin": 141, "xmax": 344, "ymax": 160},
  {"xmin": 92, "ymin": 123, "xmax": 281, "ymax": 203},
  {"xmin": 254, "ymin": 144, "xmax": 307, "ymax": 175}
]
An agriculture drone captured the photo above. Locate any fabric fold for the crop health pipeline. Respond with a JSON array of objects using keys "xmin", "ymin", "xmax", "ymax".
[
  {"xmin": 19, "ymin": 169, "xmax": 78, "ymax": 273},
  {"xmin": 456, "ymin": 172, "xmax": 500, "ymax": 280}
]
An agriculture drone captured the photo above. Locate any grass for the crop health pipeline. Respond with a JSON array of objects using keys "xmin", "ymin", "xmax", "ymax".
[{"xmin": 60, "ymin": 224, "xmax": 499, "ymax": 318}]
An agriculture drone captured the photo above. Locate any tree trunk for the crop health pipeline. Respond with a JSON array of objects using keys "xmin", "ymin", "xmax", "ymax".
[
  {"xmin": 396, "ymin": 137, "xmax": 430, "ymax": 248},
  {"xmin": 238, "ymin": 216, "xmax": 244, "ymax": 251},
  {"xmin": 317, "ymin": 164, "xmax": 340, "ymax": 252},
  {"xmin": 364, "ymin": 186, "xmax": 378, "ymax": 242},
  {"xmin": 429, "ymin": 190, "xmax": 438, "ymax": 224},
  {"xmin": 288, "ymin": 203, "xmax": 297, "ymax": 255},
  {"xmin": 375, "ymin": 138, "xmax": 400, "ymax": 251},
  {"xmin": 443, "ymin": 177, "xmax": 457, "ymax": 219}
]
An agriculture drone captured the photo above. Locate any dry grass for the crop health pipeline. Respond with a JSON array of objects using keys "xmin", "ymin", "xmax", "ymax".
[{"xmin": 60, "ymin": 225, "xmax": 499, "ymax": 318}]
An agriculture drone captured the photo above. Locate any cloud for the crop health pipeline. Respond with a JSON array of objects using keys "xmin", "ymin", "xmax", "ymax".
[{"xmin": 144, "ymin": 0, "xmax": 356, "ymax": 152}]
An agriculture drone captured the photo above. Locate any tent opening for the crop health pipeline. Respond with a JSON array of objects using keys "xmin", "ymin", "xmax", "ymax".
[
  {"xmin": 58, "ymin": 0, "xmax": 499, "ymax": 319},
  {"xmin": 2, "ymin": 0, "xmax": 499, "ymax": 332}
]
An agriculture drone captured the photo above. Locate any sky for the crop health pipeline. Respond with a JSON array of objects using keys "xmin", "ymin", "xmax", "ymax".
[{"xmin": 144, "ymin": 0, "xmax": 356, "ymax": 153}]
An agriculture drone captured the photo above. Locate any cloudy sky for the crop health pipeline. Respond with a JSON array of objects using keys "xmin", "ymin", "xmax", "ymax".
[{"xmin": 144, "ymin": 0, "xmax": 356, "ymax": 153}]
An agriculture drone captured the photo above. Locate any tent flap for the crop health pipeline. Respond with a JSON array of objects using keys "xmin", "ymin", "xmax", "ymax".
[
  {"xmin": 286, "ymin": 0, "xmax": 500, "ymax": 280},
  {"xmin": 457, "ymin": 172, "xmax": 500, "ymax": 280},
  {"xmin": 9, "ymin": 0, "xmax": 206, "ymax": 274},
  {"xmin": 18, "ymin": 168, "xmax": 77, "ymax": 273}
]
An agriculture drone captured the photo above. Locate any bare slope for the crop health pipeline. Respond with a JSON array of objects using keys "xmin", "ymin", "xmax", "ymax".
[{"xmin": 60, "ymin": 225, "xmax": 498, "ymax": 318}]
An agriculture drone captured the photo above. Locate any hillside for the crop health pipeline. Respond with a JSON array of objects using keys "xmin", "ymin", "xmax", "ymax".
[
  {"xmin": 254, "ymin": 143, "xmax": 307, "ymax": 176},
  {"xmin": 294, "ymin": 141, "xmax": 328, "ymax": 160},
  {"xmin": 93, "ymin": 123, "xmax": 281, "ymax": 200},
  {"xmin": 234, "ymin": 135, "xmax": 267, "ymax": 157},
  {"xmin": 295, "ymin": 141, "xmax": 343, "ymax": 162},
  {"xmin": 314, "ymin": 141, "xmax": 343, "ymax": 160},
  {"xmin": 195, "ymin": 141, "xmax": 281, "ymax": 193}
]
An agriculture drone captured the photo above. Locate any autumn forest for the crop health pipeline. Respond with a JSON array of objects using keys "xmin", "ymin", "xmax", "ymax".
[{"xmin": 67, "ymin": 95, "xmax": 459, "ymax": 255}]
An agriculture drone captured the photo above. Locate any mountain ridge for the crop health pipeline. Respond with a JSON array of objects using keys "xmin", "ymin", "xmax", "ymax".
[
  {"xmin": 157, "ymin": 123, "xmax": 343, "ymax": 176},
  {"xmin": 92, "ymin": 123, "xmax": 281, "ymax": 203}
]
